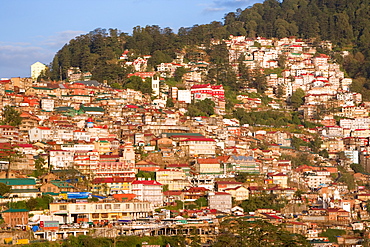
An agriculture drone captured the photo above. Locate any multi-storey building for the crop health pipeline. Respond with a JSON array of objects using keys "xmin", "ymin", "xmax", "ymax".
[
  {"xmin": 131, "ymin": 179, "xmax": 163, "ymax": 207},
  {"xmin": 50, "ymin": 200, "xmax": 153, "ymax": 224},
  {"xmin": 156, "ymin": 168, "xmax": 190, "ymax": 191},
  {"xmin": 49, "ymin": 150, "xmax": 74, "ymax": 169},
  {"xmin": 179, "ymin": 137, "xmax": 216, "ymax": 156},
  {"xmin": 195, "ymin": 158, "xmax": 222, "ymax": 175},
  {"xmin": 73, "ymin": 150, "xmax": 99, "ymax": 177}
]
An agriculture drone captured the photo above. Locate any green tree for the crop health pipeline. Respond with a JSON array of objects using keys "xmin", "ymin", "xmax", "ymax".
[
  {"xmin": 290, "ymin": 88, "xmax": 305, "ymax": 108},
  {"xmin": 136, "ymin": 170, "xmax": 155, "ymax": 180},
  {"xmin": 0, "ymin": 182, "xmax": 11, "ymax": 196},
  {"xmin": 147, "ymin": 50, "xmax": 172, "ymax": 69},
  {"xmin": 195, "ymin": 197, "xmax": 208, "ymax": 208},
  {"xmin": 32, "ymin": 157, "xmax": 47, "ymax": 178},
  {"xmin": 187, "ymin": 99, "xmax": 215, "ymax": 117},
  {"xmin": 214, "ymin": 219, "xmax": 310, "ymax": 247},
  {"xmin": 250, "ymin": 67, "xmax": 267, "ymax": 93},
  {"xmin": 26, "ymin": 198, "xmax": 38, "ymax": 210},
  {"xmin": 309, "ymin": 135, "xmax": 323, "ymax": 153},
  {"xmin": 351, "ymin": 163, "xmax": 365, "ymax": 174},
  {"xmin": 291, "ymin": 136, "xmax": 309, "ymax": 150},
  {"xmin": 240, "ymin": 193, "xmax": 286, "ymax": 213},
  {"xmin": 124, "ymin": 75, "xmax": 152, "ymax": 95},
  {"xmin": 293, "ymin": 189, "xmax": 304, "ymax": 200},
  {"xmin": 189, "ymin": 227, "xmax": 201, "ymax": 247},
  {"xmin": 174, "ymin": 66, "xmax": 188, "ymax": 82},
  {"xmin": 1, "ymin": 106, "xmax": 22, "ymax": 127},
  {"xmin": 275, "ymin": 85, "xmax": 284, "ymax": 98},
  {"xmin": 0, "ymin": 143, "xmax": 23, "ymax": 178},
  {"xmin": 166, "ymin": 98, "xmax": 174, "ymax": 108},
  {"xmin": 319, "ymin": 229, "xmax": 346, "ymax": 243}
]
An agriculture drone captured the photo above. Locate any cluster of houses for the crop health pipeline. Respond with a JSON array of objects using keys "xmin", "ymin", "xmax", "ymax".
[{"xmin": 2, "ymin": 35, "xmax": 370, "ymax": 245}]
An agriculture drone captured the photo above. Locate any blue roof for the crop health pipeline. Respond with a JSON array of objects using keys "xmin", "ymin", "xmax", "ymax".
[{"xmin": 92, "ymin": 195, "xmax": 106, "ymax": 199}]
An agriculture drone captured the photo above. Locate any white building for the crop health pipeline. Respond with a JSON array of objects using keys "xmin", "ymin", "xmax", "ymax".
[
  {"xmin": 50, "ymin": 200, "xmax": 153, "ymax": 224},
  {"xmin": 152, "ymin": 76, "xmax": 160, "ymax": 97},
  {"xmin": 41, "ymin": 99, "xmax": 54, "ymax": 111},
  {"xmin": 29, "ymin": 127, "xmax": 53, "ymax": 142},
  {"xmin": 73, "ymin": 130, "xmax": 91, "ymax": 142},
  {"xmin": 208, "ymin": 192, "xmax": 232, "ymax": 213},
  {"xmin": 177, "ymin": 90, "xmax": 192, "ymax": 103},
  {"xmin": 49, "ymin": 150, "xmax": 74, "ymax": 169},
  {"xmin": 131, "ymin": 179, "xmax": 163, "ymax": 207},
  {"xmin": 340, "ymin": 118, "xmax": 370, "ymax": 131}
]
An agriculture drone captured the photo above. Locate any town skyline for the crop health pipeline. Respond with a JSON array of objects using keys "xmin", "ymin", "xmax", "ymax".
[{"xmin": 0, "ymin": 35, "xmax": 368, "ymax": 245}]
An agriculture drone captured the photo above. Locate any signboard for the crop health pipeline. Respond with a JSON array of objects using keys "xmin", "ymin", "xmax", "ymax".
[
  {"xmin": 40, "ymin": 221, "xmax": 59, "ymax": 230},
  {"xmin": 15, "ymin": 239, "xmax": 29, "ymax": 245},
  {"xmin": 59, "ymin": 192, "xmax": 91, "ymax": 199}
]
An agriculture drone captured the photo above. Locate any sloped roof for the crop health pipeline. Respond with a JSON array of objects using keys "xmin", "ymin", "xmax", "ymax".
[
  {"xmin": 0, "ymin": 178, "xmax": 36, "ymax": 186},
  {"xmin": 132, "ymin": 180, "xmax": 162, "ymax": 185},
  {"xmin": 1, "ymin": 208, "xmax": 29, "ymax": 213}
]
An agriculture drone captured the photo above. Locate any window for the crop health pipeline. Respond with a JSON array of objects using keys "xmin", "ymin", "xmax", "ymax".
[
  {"xmin": 92, "ymin": 213, "xmax": 99, "ymax": 219},
  {"xmin": 76, "ymin": 205, "xmax": 86, "ymax": 211},
  {"xmin": 113, "ymin": 204, "xmax": 120, "ymax": 210},
  {"xmin": 105, "ymin": 204, "xmax": 112, "ymax": 210},
  {"xmin": 101, "ymin": 213, "xmax": 108, "ymax": 218},
  {"xmin": 96, "ymin": 205, "xmax": 102, "ymax": 210},
  {"xmin": 59, "ymin": 205, "xmax": 67, "ymax": 210}
]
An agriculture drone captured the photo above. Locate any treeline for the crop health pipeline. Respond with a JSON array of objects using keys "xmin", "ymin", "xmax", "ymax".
[
  {"xmin": 46, "ymin": 25, "xmax": 230, "ymax": 84},
  {"xmin": 46, "ymin": 0, "xmax": 370, "ymax": 94},
  {"xmin": 232, "ymin": 108, "xmax": 322, "ymax": 128}
]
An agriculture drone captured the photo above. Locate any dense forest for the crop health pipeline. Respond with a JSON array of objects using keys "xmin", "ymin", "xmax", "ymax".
[{"xmin": 46, "ymin": 0, "xmax": 370, "ymax": 95}]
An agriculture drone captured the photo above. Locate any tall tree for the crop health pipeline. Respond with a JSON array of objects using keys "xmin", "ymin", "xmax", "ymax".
[
  {"xmin": 1, "ymin": 106, "xmax": 22, "ymax": 127},
  {"xmin": 0, "ymin": 143, "xmax": 22, "ymax": 178},
  {"xmin": 290, "ymin": 88, "xmax": 305, "ymax": 108},
  {"xmin": 0, "ymin": 183, "xmax": 11, "ymax": 196}
]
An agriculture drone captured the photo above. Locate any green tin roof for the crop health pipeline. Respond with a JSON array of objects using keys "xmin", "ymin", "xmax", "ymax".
[
  {"xmin": 0, "ymin": 178, "xmax": 36, "ymax": 186},
  {"xmin": 82, "ymin": 106, "xmax": 105, "ymax": 112},
  {"xmin": 32, "ymin": 87, "xmax": 54, "ymax": 90},
  {"xmin": 1, "ymin": 208, "xmax": 29, "ymax": 213},
  {"xmin": 11, "ymin": 189, "xmax": 39, "ymax": 193},
  {"xmin": 163, "ymin": 133, "xmax": 203, "ymax": 137}
]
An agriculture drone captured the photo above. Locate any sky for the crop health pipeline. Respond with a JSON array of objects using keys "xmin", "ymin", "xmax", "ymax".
[{"xmin": 0, "ymin": 0, "xmax": 262, "ymax": 79}]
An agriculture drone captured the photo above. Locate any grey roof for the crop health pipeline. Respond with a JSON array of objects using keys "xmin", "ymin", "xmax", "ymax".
[
  {"xmin": 231, "ymin": 155, "xmax": 255, "ymax": 161},
  {"xmin": 73, "ymin": 80, "xmax": 107, "ymax": 87}
]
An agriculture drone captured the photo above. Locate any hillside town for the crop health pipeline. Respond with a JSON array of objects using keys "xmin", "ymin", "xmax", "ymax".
[{"xmin": 0, "ymin": 35, "xmax": 370, "ymax": 246}]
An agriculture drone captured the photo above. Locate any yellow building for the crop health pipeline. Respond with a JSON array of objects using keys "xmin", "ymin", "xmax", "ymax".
[
  {"xmin": 195, "ymin": 158, "xmax": 221, "ymax": 175},
  {"xmin": 94, "ymin": 140, "xmax": 111, "ymax": 154},
  {"xmin": 270, "ymin": 173, "xmax": 288, "ymax": 188},
  {"xmin": 91, "ymin": 177, "xmax": 135, "ymax": 195},
  {"xmin": 156, "ymin": 169, "xmax": 190, "ymax": 191},
  {"xmin": 224, "ymin": 186, "xmax": 249, "ymax": 201},
  {"xmin": 31, "ymin": 62, "xmax": 46, "ymax": 80}
]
